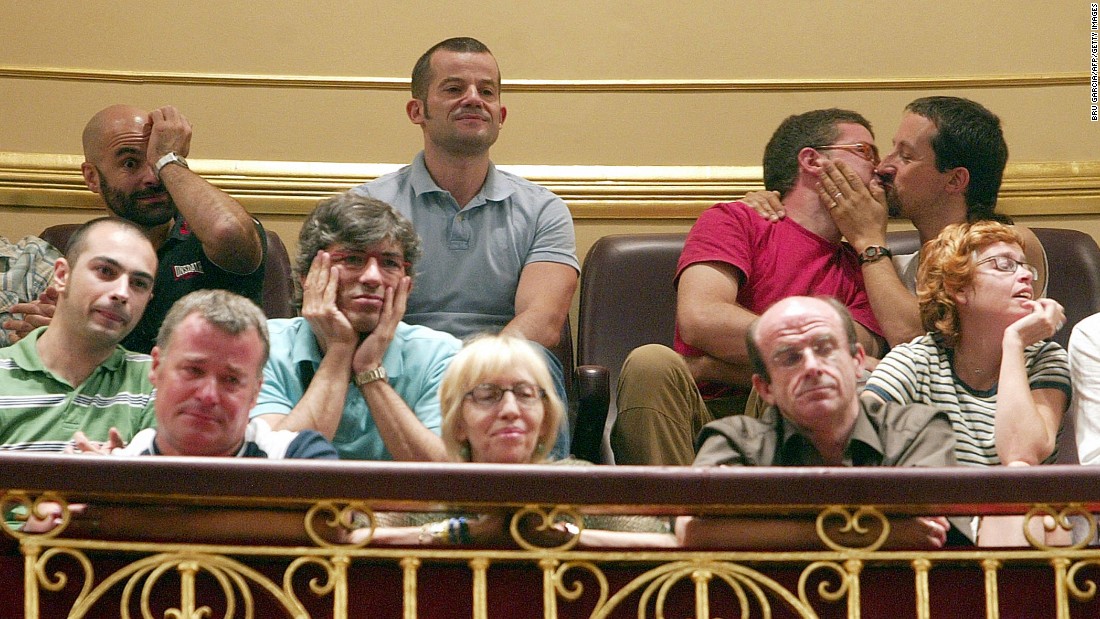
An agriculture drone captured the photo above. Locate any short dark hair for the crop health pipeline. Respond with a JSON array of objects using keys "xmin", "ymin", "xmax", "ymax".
[
  {"xmin": 65, "ymin": 217, "xmax": 151, "ymax": 264},
  {"xmin": 156, "ymin": 289, "xmax": 270, "ymax": 373},
  {"xmin": 746, "ymin": 296, "xmax": 859, "ymax": 383},
  {"xmin": 905, "ymin": 96, "xmax": 1010, "ymax": 223},
  {"xmin": 411, "ymin": 37, "xmax": 495, "ymax": 101},
  {"xmin": 762, "ymin": 109, "xmax": 873, "ymax": 199}
]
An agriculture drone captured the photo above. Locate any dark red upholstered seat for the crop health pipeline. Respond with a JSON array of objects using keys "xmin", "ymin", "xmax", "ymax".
[{"xmin": 573, "ymin": 228, "xmax": 1100, "ymax": 464}]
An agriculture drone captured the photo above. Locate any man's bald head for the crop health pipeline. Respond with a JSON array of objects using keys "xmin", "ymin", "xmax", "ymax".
[
  {"xmin": 82, "ymin": 105, "xmax": 147, "ymax": 163},
  {"xmin": 79, "ymin": 105, "xmax": 176, "ymax": 228}
]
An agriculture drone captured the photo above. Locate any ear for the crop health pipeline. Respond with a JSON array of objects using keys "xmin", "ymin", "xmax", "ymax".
[
  {"xmin": 952, "ymin": 283, "xmax": 970, "ymax": 306},
  {"xmin": 499, "ymin": 105, "xmax": 507, "ymax": 127},
  {"xmin": 407, "ymin": 98, "xmax": 425, "ymax": 125},
  {"xmin": 851, "ymin": 342, "xmax": 866, "ymax": 375},
  {"xmin": 52, "ymin": 258, "xmax": 71, "ymax": 295},
  {"xmin": 80, "ymin": 162, "xmax": 101, "ymax": 194},
  {"xmin": 751, "ymin": 374, "xmax": 776, "ymax": 405},
  {"xmin": 149, "ymin": 346, "xmax": 161, "ymax": 386},
  {"xmin": 944, "ymin": 166, "xmax": 970, "ymax": 197},
  {"xmin": 796, "ymin": 146, "xmax": 824, "ymax": 176}
]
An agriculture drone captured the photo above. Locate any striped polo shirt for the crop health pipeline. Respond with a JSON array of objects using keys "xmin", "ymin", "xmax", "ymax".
[{"xmin": 0, "ymin": 328, "xmax": 156, "ymax": 452}]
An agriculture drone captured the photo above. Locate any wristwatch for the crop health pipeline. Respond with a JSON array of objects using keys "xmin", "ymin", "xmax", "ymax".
[
  {"xmin": 858, "ymin": 245, "xmax": 892, "ymax": 265},
  {"xmin": 154, "ymin": 152, "xmax": 189, "ymax": 179},
  {"xmin": 353, "ymin": 366, "xmax": 388, "ymax": 387}
]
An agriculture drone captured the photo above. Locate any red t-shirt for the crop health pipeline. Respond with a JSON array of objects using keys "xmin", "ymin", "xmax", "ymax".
[{"xmin": 673, "ymin": 201, "xmax": 883, "ymax": 395}]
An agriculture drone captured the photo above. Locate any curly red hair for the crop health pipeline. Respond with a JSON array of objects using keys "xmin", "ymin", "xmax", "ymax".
[{"xmin": 917, "ymin": 221, "xmax": 1025, "ymax": 347}]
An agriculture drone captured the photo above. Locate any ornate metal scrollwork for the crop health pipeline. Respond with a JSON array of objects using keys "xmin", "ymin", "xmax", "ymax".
[
  {"xmin": 304, "ymin": 500, "xmax": 376, "ymax": 547},
  {"xmin": 509, "ymin": 504, "xmax": 583, "ymax": 551},
  {"xmin": 816, "ymin": 505, "xmax": 890, "ymax": 552},
  {"xmin": 31, "ymin": 551, "xmax": 321, "ymax": 619},
  {"xmin": 586, "ymin": 560, "xmax": 821, "ymax": 619},
  {"xmin": 799, "ymin": 560, "xmax": 850, "ymax": 607},
  {"xmin": 1065, "ymin": 558, "xmax": 1100, "ymax": 603},
  {"xmin": 551, "ymin": 560, "xmax": 609, "ymax": 610},
  {"xmin": 1024, "ymin": 503, "xmax": 1095, "ymax": 550},
  {"xmin": 1, "ymin": 490, "xmax": 76, "ymax": 539}
]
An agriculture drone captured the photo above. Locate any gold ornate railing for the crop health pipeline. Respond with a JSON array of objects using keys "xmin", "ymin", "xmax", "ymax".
[{"xmin": 4, "ymin": 455, "xmax": 1100, "ymax": 618}]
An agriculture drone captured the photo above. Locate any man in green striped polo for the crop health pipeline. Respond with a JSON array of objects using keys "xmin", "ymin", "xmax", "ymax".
[{"xmin": 0, "ymin": 218, "xmax": 158, "ymax": 452}]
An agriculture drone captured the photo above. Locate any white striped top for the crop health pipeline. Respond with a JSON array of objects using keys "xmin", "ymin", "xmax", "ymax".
[{"xmin": 864, "ymin": 333, "xmax": 1070, "ymax": 467}]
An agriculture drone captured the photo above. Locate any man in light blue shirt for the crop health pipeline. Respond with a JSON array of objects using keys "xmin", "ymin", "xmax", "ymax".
[
  {"xmin": 352, "ymin": 37, "xmax": 578, "ymax": 459},
  {"xmin": 251, "ymin": 193, "xmax": 460, "ymax": 461}
]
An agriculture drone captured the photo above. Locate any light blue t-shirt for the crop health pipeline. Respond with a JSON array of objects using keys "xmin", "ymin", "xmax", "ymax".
[
  {"xmin": 251, "ymin": 318, "xmax": 461, "ymax": 460},
  {"xmin": 352, "ymin": 151, "xmax": 579, "ymax": 339}
]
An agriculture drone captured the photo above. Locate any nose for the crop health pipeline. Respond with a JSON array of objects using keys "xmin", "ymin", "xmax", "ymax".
[
  {"xmin": 875, "ymin": 152, "xmax": 897, "ymax": 178},
  {"xmin": 459, "ymin": 84, "xmax": 486, "ymax": 106},
  {"xmin": 357, "ymin": 258, "xmax": 384, "ymax": 286},
  {"xmin": 497, "ymin": 391, "xmax": 521, "ymax": 419},
  {"xmin": 1018, "ymin": 264, "xmax": 1035, "ymax": 282},
  {"xmin": 800, "ymin": 348, "xmax": 825, "ymax": 374},
  {"xmin": 195, "ymin": 375, "xmax": 219, "ymax": 403},
  {"xmin": 109, "ymin": 276, "xmax": 131, "ymax": 303},
  {"xmin": 139, "ymin": 162, "xmax": 159, "ymax": 187}
]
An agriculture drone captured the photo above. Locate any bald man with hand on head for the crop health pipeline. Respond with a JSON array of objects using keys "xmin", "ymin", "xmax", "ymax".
[{"xmin": 5, "ymin": 105, "xmax": 266, "ymax": 354}]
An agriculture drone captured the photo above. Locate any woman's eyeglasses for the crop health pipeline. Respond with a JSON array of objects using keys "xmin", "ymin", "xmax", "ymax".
[
  {"xmin": 975, "ymin": 254, "xmax": 1038, "ymax": 279},
  {"xmin": 465, "ymin": 382, "xmax": 546, "ymax": 408}
]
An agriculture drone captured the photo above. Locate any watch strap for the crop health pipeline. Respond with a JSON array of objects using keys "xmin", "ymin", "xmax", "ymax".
[
  {"xmin": 154, "ymin": 152, "xmax": 189, "ymax": 179},
  {"xmin": 353, "ymin": 365, "xmax": 388, "ymax": 387},
  {"xmin": 858, "ymin": 245, "xmax": 892, "ymax": 265}
]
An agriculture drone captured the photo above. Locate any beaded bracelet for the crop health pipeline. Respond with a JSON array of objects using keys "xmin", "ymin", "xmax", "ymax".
[{"xmin": 418, "ymin": 517, "xmax": 472, "ymax": 545}]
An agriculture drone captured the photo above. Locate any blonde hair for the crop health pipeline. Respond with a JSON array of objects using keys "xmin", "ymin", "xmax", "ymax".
[
  {"xmin": 439, "ymin": 334, "xmax": 563, "ymax": 463},
  {"xmin": 917, "ymin": 221, "xmax": 1025, "ymax": 347}
]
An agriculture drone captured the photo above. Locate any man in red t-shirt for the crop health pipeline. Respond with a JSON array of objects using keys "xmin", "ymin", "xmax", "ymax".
[{"xmin": 612, "ymin": 109, "xmax": 900, "ymax": 466}]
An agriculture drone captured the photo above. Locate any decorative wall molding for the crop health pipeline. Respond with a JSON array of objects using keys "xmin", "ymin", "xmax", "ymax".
[
  {"xmin": 2, "ymin": 151, "xmax": 1098, "ymax": 221},
  {"xmin": 0, "ymin": 64, "xmax": 1088, "ymax": 92}
]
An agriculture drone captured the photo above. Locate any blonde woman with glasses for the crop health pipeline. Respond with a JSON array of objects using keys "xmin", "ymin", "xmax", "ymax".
[{"xmin": 354, "ymin": 334, "xmax": 675, "ymax": 548}]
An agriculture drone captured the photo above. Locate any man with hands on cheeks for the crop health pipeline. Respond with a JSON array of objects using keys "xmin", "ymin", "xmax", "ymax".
[
  {"xmin": 677, "ymin": 296, "xmax": 966, "ymax": 550},
  {"xmin": 250, "ymin": 192, "xmax": 461, "ymax": 461},
  {"xmin": 4, "ymin": 105, "xmax": 266, "ymax": 354},
  {"xmin": 742, "ymin": 96, "xmax": 1046, "ymax": 347}
]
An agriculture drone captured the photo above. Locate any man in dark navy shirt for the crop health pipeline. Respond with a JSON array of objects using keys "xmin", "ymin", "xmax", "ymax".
[{"xmin": 6, "ymin": 105, "xmax": 267, "ymax": 353}]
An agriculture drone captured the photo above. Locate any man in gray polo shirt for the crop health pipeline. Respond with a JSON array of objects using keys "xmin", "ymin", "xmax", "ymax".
[{"xmin": 353, "ymin": 37, "xmax": 578, "ymax": 458}]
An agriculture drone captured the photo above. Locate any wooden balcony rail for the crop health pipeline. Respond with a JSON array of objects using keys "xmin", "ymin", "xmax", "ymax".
[{"xmin": 4, "ymin": 454, "xmax": 1100, "ymax": 618}]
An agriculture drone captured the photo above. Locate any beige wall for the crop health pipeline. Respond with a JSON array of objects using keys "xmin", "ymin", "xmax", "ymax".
[
  {"xmin": 1, "ymin": 1, "xmax": 1097, "ymax": 286},
  {"xmin": 0, "ymin": 1, "xmax": 1091, "ymax": 165}
]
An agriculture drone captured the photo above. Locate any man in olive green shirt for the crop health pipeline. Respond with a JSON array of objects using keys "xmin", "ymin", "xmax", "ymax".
[{"xmin": 678, "ymin": 296, "xmax": 961, "ymax": 549}]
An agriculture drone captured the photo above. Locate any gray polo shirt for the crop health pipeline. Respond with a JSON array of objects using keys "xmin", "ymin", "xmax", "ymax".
[{"xmin": 353, "ymin": 152, "xmax": 579, "ymax": 339}]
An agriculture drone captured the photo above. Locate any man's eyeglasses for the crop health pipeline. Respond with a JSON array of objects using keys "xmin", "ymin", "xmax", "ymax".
[
  {"xmin": 975, "ymin": 254, "xmax": 1038, "ymax": 279},
  {"xmin": 465, "ymin": 382, "xmax": 546, "ymax": 408},
  {"xmin": 328, "ymin": 250, "xmax": 410, "ymax": 275},
  {"xmin": 812, "ymin": 142, "xmax": 880, "ymax": 166}
]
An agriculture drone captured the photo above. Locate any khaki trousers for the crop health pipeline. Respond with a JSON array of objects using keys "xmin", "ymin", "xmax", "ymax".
[{"xmin": 610, "ymin": 344, "xmax": 753, "ymax": 465}]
